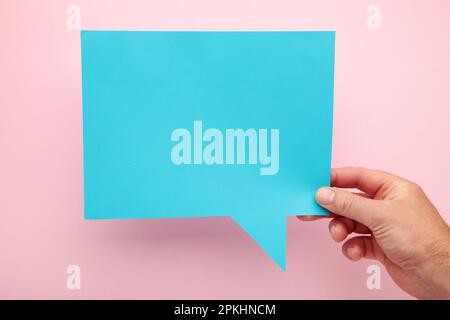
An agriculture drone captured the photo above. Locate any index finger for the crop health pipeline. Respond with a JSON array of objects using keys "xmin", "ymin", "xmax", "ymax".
[{"xmin": 331, "ymin": 167, "xmax": 398, "ymax": 196}]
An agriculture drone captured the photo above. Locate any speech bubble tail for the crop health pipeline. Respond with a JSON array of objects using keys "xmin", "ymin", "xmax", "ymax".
[{"xmin": 232, "ymin": 214, "xmax": 287, "ymax": 271}]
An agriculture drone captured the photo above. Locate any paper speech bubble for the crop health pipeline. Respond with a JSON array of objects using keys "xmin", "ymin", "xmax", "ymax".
[{"xmin": 81, "ymin": 31, "xmax": 334, "ymax": 270}]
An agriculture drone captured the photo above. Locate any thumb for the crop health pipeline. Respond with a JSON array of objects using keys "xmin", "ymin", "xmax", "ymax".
[{"xmin": 315, "ymin": 187, "xmax": 381, "ymax": 227}]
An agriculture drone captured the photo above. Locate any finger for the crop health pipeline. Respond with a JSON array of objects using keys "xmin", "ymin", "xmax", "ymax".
[
  {"xmin": 315, "ymin": 187, "xmax": 383, "ymax": 227},
  {"xmin": 297, "ymin": 192, "xmax": 369, "ymax": 222},
  {"xmin": 333, "ymin": 217, "xmax": 370, "ymax": 234},
  {"xmin": 328, "ymin": 218, "xmax": 349, "ymax": 242},
  {"xmin": 341, "ymin": 236, "xmax": 385, "ymax": 261},
  {"xmin": 297, "ymin": 213, "xmax": 337, "ymax": 221},
  {"xmin": 353, "ymin": 221, "xmax": 371, "ymax": 234},
  {"xmin": 331, "ymin": 167, "xmax": 398, "ymax": 197},
  {"xmin": 299, "ymin": 193, "xmax": 370, "ymax": 223},
  {"xmin": 329, "ymin": 217, "xmax": 371, "ymax": 242}
]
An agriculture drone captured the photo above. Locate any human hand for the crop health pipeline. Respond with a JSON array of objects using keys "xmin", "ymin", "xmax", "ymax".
[{"xmin": 299, "ymin": 167, "xmax": 450, "ymax": 299}]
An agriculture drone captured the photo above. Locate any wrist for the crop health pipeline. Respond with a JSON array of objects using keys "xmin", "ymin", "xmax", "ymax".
[{"xmin": 417, "ymin": 230, "xmax": 450, "ymax": 299}]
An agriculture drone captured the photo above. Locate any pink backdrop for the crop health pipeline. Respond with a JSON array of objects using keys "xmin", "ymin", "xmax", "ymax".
[{"xmin": 1, "ymin": 0, "xmax": 449, "ymax": 299}]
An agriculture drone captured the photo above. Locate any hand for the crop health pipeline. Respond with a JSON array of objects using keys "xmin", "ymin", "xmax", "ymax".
[{"xmin": 299, "ymin": 167, "xmax": 450, "ymax": 299}]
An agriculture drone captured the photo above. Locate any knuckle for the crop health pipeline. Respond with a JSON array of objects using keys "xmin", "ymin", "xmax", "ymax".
[
  {"xmin": 339, "ymin": 194, "xmax": 355, "ymax": 214},
  {"xmin": 406, "ymin": 181, "xmax": 423, "ymax": 194}
]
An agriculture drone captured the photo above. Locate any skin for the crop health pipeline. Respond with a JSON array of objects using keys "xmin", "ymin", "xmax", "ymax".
[{"xmin": 298, "ymin": 167, "xmax": 450, "ymax": 299}]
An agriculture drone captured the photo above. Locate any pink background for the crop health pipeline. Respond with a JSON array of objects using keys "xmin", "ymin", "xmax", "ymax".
[{"xmin": 1, "ymin": 0, "xmax": 450, "ymax": 299}]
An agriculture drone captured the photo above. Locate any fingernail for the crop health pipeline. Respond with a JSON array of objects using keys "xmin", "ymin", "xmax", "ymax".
[
  {"xmin": 316, "ymin": 187, "xmax": 335, "ymax": 205},
  {"xmin": 330, "ymin": 223, "xmax": 338, "ymax": 235},
  {"xmin": 330, "ymin": 223, "xmax": 340, "ymax": 242}
]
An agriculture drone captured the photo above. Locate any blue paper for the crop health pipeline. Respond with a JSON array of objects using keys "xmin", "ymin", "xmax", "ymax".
[{"xmin": 81, "ymin": 31, "xmax": 335, "ymax": 270}]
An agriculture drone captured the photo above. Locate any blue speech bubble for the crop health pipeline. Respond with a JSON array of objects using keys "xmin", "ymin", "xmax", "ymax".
[{"xmin": 81, "ymin": 31, "xmax": 334, "ymax": 270}]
